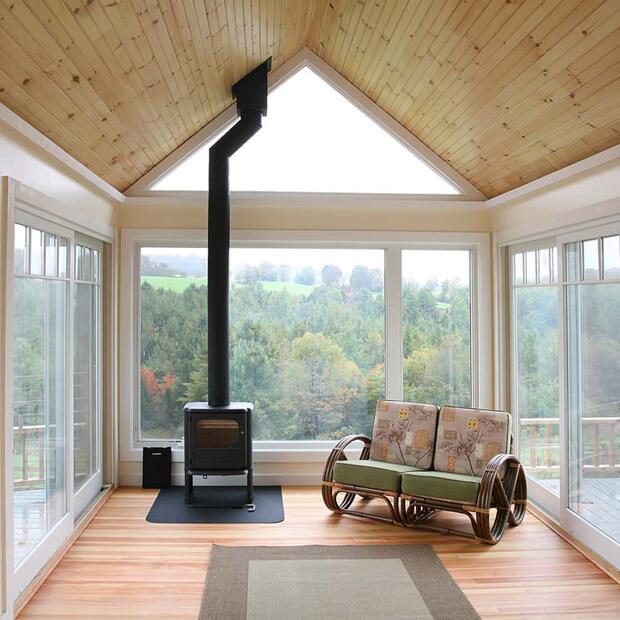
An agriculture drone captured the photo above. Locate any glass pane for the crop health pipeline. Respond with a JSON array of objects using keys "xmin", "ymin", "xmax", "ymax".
[
  {"xmin": 551, "ymin": 246, "xmax": 558, "ymax": 283},
  {"xmin": 138, "ymin": 247, "xmax": 385, "ymax": 440},
  {"xmin": 537, "ymin": 248, "xmax": 551, "ymax": 284},
  {"xmin": 92, "ymin": 249, "xmax": 100, "ymax": 283},
  {"xmin": 58, "ymin": 238, "xmax": 68, "ymax": 278},
  {"xmin": 75, "ymin": 246, "xmax": 83, "ymax": 281},
  {"xmin": 525, "ymin": 251, "xmax": 537, "ymax": 285},
  {"xmin": 30, "ymin": 229, "xmax": 43, "ymax": 276},
  {"xmin": 603, "ymin": 235, "xmax": 620, "ymax": 280},
  {"xmin": 582, "ymin": 239, "xmax": 599, "ymax": 281},
  {"xmin": 44, "ymin": 234, "xmax": 57, "ymax": 277},
  {"xmin": 74, "ymin": 283, "xmax": 99, "ymax": 492},
  {"xmin": 13, "ymin": 278, "xmax": 67, "ymax": 566},
  {"xmin": 513, "ymin": 252, "xmax": 524, "ymax": 285},
  {"xmin": 83, "ymin": 248, "xmax": 92, "ymax": 282},
  {"xmin": 152, "ymin": 66, "xmax": 458, "ymax": 195},
  {"xmin": 565, "ymin": 242, "xmax": 579, "ymax": 282},
  {"xmin": 14, "ymin": 224, "xmax": 28, "ymax": 274},
  {"xmin": 514, "ymin": 286, "xmax": 559, "ymax": 494},
  {"xmin": 402, "ymin": 250, "xmax": 471, "ymax": 406},
  {"xmin": 567, "ymin": 281, "xmax": 620, "ymax": 543},
  {"xmin": 195, "ymin": 419, "xmax": 240, "ymax": 449}
]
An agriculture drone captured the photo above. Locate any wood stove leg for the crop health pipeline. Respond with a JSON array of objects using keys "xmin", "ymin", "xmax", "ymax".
[
  {"xmin": 184, "ymin": 471, "xmax": 193, "ymax": 504},
  {"xmin": 245, "ymin": 468, "xmax": 255, "ymax": 511}
]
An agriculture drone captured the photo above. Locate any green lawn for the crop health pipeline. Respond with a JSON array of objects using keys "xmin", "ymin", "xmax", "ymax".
[
  {"xmin": 141, "ymin": 275, "xmax": 315, "ymax": 296},
  {"xmin": 141, "ymin": 275, "xmax": 206, "ymax": 292}
]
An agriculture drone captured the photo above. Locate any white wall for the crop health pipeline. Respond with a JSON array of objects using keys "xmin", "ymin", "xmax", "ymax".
[
  {"xmin": 492, "ymin": 151, "xmax": 620, "ymax": 242},
  {"xmin": 117, "ymin": 196, "xmax": 492, "ymax": 486},
  {"xmin": 0, "ymin": 122, "xmax": 116, "ymax": 232},
  {"xmin": 119, "ymin": 194, "xmax": 492, "ymax": 232}
]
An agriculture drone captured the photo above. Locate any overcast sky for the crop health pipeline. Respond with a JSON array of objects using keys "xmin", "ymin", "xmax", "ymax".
[{"xmin": 143, "ymin": 247, "xmax": 470, "ymax": 284}]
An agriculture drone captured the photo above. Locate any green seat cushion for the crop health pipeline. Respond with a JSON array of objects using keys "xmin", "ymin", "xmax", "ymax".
[
  {"xmin": 333, "ymin": 459, "xmax": 420, "ymax": 492},
  {"xmin": 401, "ymin": 470, "xmax": 481, "ymax": 504}
]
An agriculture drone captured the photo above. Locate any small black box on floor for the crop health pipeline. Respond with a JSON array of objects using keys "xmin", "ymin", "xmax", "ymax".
[{"xmin": 142, "ymin": 447, "xmax": 171, "ymax": 488}]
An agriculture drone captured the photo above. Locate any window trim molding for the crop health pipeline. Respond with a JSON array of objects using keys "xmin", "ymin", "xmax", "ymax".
[
  {"xmin": 125, "ymin": 48, "xmax": 484, "ymax": 200},
  {"xmin": 119, "ymin": 228, "xmax": 491, "ymax": 463}
]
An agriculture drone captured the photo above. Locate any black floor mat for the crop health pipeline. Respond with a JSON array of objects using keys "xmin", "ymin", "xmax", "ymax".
[{"xmin": 146, "ymin": 486, "xmax": 284, "ymax": 524}]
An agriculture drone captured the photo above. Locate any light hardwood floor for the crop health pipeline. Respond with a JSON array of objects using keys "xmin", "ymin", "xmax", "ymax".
[{"xmin": 18, "ymin": 487, "xmax": 620, "ymax": 619}]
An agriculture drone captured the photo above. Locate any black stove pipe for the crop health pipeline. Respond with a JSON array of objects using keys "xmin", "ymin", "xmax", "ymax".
[{"xmin": 208, "ymin": 59, "xmax": 271, "ymax": 407}]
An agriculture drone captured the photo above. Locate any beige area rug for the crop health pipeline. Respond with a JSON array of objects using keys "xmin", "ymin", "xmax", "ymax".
[{"xmin": 200, "ymin": 544, "xmax": 480, "ymax": 620}]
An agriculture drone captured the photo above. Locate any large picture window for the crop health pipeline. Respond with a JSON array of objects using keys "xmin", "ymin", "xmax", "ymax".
[
  {"xmin": 139, "ymin": 247, "xmax": 385, "ymax": 441},
  {"xmin": 126, "ymin": 231, "xmax": 488, "ymax": 453}
]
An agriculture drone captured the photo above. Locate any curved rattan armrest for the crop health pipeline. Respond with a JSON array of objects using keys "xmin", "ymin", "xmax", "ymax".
[
  {"xmin": 322, "ymin": 434, "xmax": 371, "ymax": 483},
  {"xmin": 478, "ymin": 453, "xmax": 524, "ymax": 510}
]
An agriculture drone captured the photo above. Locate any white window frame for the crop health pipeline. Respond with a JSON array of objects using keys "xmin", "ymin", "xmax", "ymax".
[
  {"xmin": 557, "ymin": 220, "xmax": 620, "ymax": 569},
  {"xmin": 119, "ymin": 228, "xmax": 491, "ymax": 463},
  {"xmin": 507, "ymin": 236, "xmax": 561, "ymax": 518},
  {"xmin": 1, "ymin": 178, "xmax": 115, "ymax": 613},
  {"xmin": 125, "ymin": 48, "xmax": 484, "ymax": 200},
  {"xmin": 10, "ymin": 210, "xmax": 75, "ymax": 595},
  {"xmin": 73, "ymin": 234, "xmax": 104, "ymax": 518},
  {"xmin": 496, "ymin": 214, "xmax": 620, "ymax": 570}
]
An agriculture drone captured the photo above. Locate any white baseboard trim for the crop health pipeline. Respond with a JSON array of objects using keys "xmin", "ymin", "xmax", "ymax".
[{"xmin": 119, "ymin": 472, "xmax": 322, "ymax": 487}]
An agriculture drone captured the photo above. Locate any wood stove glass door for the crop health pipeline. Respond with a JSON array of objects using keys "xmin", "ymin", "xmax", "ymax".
[{"xmin": 190, "ymin": 413, "xmax": 247, "ymax": 469}]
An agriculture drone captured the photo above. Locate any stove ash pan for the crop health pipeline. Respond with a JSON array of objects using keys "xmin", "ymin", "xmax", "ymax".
[{"xmin": 184, "ymin": 402, "xmax": 253, "ymax": 472}]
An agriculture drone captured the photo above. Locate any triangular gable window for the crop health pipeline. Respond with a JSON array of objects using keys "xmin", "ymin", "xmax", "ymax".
[{"xmin": 152, "ymin": 67, "xmax": 459, "ymax": 194}]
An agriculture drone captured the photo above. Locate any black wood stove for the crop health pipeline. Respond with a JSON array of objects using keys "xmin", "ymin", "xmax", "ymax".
[
  {"xmin": 183, "ymin": 402, "xmax": 254, "ymax": 506},
  {"xmin": 183, "ymin": 58, "xmax": 271, "ymax": 510}
]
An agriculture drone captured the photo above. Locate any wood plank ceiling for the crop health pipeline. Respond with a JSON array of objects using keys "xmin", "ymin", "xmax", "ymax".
[{"xmin": 0, "ymin": 1, "xmax": 619, "ymax": 197}]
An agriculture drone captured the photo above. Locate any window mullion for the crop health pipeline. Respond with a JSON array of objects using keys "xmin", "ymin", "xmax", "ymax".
[{"xmin": 385, "ymin": 246, "xmax": 402, "ymax": 401}]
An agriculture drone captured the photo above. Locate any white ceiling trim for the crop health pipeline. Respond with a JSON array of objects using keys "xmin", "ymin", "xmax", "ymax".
[
  {"xmin": 486, "ymin": 143, "xmax": 620, "ymax": 209},
  {"xmin": 0, "ymin": 101, "xmax": 124, "ymax": 203},
  {"xmin": 125, "ymin": 48, "xmax": 485, "ymax": 200},
  {"xmin": 123, "ymin": 192, "xmax": 486, "ymax": 210}
]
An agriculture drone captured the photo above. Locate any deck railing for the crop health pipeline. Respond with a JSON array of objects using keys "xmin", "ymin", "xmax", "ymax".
[
  {"xmin": 520, "ymin": 416, "xmax": 620, "ymax": 472},
  {"xmin": 13, "ymin": 418, "xmax": 46, "ymax": 488}
]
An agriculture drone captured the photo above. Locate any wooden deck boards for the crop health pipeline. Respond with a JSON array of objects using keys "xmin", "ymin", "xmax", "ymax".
[{"xmin": 16, "ymin": 486, "xmax": 620, "ymax": 619}]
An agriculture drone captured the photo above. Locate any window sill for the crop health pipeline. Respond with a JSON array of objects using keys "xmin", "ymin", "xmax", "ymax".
[{"xmin": 122, "ymin": 443, "xmax": 365, "ymax": 463}]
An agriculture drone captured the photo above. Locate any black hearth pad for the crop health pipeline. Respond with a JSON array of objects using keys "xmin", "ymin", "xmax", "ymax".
[{"xmin": 146, "ymin": 486, "xmax": 284, "ymax": 524}]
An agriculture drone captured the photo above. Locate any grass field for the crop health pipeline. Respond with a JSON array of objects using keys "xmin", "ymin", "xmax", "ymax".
[{"xmin": 141, "ymin": 275, "xmax": 315, "ymax": 296}]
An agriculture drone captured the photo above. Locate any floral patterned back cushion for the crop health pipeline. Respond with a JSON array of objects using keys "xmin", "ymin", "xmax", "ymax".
[
  {"xmin": 369, "ymin": 401, "xmax": 439, "ymax": 469},
  {"xmin": 434, "ymin": 407, "xmax": 511, "ymax": 477}
]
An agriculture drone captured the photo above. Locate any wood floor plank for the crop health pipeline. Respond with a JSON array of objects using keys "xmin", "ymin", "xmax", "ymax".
[{"xmin": 17, "ymin": 486, "xmax": 620, "ymax": 619}]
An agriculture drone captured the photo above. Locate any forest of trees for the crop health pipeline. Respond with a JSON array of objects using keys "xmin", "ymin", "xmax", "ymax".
[{"xmin": 139, "ymin": 259, "xmax": 471, "ymax": 441}]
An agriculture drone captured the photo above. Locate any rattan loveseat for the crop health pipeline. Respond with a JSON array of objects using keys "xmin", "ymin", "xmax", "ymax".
[{"xmin": 321, "ymin": 401, "xmax": 527, "ymax": 544}]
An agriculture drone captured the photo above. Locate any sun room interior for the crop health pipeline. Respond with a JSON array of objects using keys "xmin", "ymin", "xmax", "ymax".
[{"xmin": 0, "ymin": 2, "xmax": 620, "ymax": 618}]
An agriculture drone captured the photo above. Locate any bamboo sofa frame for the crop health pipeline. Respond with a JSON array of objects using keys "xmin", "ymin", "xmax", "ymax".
[{"xmin": 322, "ymin": 422, "xmax": 527, "ymax": 545}]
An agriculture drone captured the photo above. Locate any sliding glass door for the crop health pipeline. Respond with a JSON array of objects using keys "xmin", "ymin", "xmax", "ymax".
[
  {"xmin": 508, "ymin": 226, "xmax": 620, "ymax": 566},
  {"xmin": 509, "ymin": 241, "xmax": 560, "ymax": 517},
  {"xmin": 12, "ymin": 218, "xmax": 72, "ymax": 589},
  {"xmin": 73, "ymin": 236, "xmax": 103, "ymax": 517},
  {"xmin": 562, "ymin": 230, "xmax": 620, "ymax": 561},
  {"xmin": 11, "ymin": 214, "xmax": 105, "ymax": 594}
]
